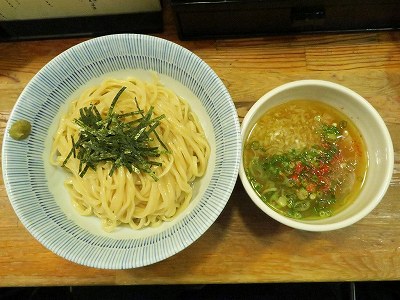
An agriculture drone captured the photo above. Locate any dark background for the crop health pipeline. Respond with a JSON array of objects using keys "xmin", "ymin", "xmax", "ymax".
[{"xmin": 1, "ymin": 281, "xmax": 400, "ymax": 300}]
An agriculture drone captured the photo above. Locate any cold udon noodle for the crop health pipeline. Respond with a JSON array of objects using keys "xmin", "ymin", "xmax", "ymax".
[{"xmin": 51, "ymin": 76, "xmax": 210, "ymax": 232}]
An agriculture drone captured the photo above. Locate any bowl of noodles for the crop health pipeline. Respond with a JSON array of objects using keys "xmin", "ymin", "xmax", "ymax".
[
  {"xmin": 2, "ymin": 34, "xmax": 241, "ymax": 268},
  {"xmin": 239, "ymin": 80, "xmax": 393, "ymax": 231}
]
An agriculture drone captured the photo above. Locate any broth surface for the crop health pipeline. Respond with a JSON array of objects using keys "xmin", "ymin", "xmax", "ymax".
[{"xmin": 244, "ymin": 100, "xmax": 368, "ymax": 220}]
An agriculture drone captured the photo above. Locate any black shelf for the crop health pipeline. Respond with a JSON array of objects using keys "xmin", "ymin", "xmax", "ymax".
[
  {"xmin": 171, "ymin": 0, "xmax": 400, "ymax": 40},
  {"xmin": 0, "ymin": 11, "xmax": 163, "ymax": 42}
]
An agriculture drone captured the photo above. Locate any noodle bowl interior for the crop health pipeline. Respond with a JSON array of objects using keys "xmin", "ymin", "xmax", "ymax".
[
  {"xmin": 51, "ymin": 75, "xmax": 210, "ymax": 232},
  {"xmin": 243, "ymin": 100, "xmax": 368, "ymax": 220}
]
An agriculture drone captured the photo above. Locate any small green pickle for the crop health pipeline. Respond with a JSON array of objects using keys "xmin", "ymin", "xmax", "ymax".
[{"xmin": 9, "ymin": 119, "xmax": 31, "ymax": 140}]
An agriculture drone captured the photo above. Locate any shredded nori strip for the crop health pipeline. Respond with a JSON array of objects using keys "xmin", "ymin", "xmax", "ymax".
[{"xmin": 62, "ymin": 86, "xmax": 168, "ymax": 181}]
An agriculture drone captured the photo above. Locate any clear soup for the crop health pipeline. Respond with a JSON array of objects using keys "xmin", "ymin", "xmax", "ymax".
[{"xmin": 243, "ymin": 100, "xmax": 368, "ymax": 220}]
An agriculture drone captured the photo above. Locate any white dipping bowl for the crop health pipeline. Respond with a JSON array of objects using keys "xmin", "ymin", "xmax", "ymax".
[{"xmin": 239, "ymin": 80, "xmax": 394, "ymax": 231}]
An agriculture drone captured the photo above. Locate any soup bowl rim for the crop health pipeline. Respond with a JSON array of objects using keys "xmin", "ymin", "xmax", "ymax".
[{"xmin": 239, "ymin": 79, "xmax": 394, "ymax": 231}]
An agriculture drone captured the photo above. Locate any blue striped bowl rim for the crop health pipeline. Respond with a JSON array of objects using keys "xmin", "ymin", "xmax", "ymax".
[{"xmin": 2, "ymin": 34, "xmax": 241, "ymax": 269}]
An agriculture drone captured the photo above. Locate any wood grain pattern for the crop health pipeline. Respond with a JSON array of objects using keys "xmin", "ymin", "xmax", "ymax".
[{"xmin": 0, "ymin": 3, "xmax": 399, "ymax": 287}]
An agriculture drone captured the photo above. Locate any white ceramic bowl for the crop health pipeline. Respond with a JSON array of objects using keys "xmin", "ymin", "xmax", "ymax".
[
  {"xmin": 2, "ymin": 34, "xmax": 241, "ymax": 268},
  {"xmin": 239, "ymin": 80, "xmax": 394, "ymax": 231}
]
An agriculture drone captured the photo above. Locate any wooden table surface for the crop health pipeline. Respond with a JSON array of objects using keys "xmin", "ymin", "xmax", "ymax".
[{"xmin": 1, "ymin": 6, "xmax": 400, "ymax": 287}]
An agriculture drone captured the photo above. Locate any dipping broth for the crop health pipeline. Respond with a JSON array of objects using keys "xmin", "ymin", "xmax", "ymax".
[{"xmin": 243, "ymin": 100, "xmax": 368, "ymax": 220}]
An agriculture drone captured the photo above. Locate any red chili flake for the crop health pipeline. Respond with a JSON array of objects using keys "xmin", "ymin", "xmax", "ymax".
[
  {"xmin": 291, "ymin": 174, "xmax": 300, "ymax": 186},
  {"xmin": 318, "ymin": 164, "xmax": 330, "ymax": 175},
  {"xmin": 294, "ymin": 161, "xmax": 304, "ymax": 174},
  {"xmin": 306, "ymin": 183, "xmax": 316, "ymax": 192}
]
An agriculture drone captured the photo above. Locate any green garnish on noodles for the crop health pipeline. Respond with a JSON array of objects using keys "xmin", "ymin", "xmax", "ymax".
[{"xmin": 62, "ymin": 86, "xmax": 168, "ymax": 180}]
